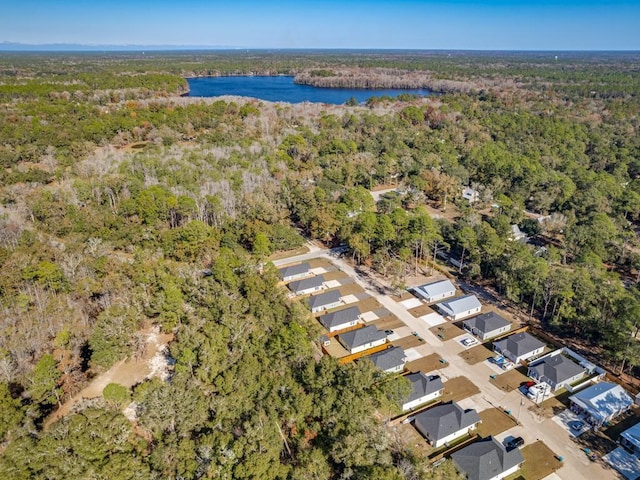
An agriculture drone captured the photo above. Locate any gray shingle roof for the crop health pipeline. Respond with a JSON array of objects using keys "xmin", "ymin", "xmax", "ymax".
[
  {"xmin": 464, "ymin": 312, "xmax": 510, "ymax": 334},
  {"xmin": 319, "ymin": 306, "xmax": 360, "ymax": 330},
  {"xmin": 308, "ymin": 290, "xmax": 342, "ymax": 310},
  {"xmin": 437, "ymin": 294, "xmax": 482, "ymax": 316},
  {"xmin": 451, "ymin": 436, "xmax": 524, "ymax": 480},
  {"xmin": 364, "ymin": 346, "xmax": 406, "ymax": 372},
  {"xmin": 530, "ymin": 354, "xmax": 585, "ymax": 384},
  {"xmin": 339, "ymin": 325, "xmax": 386, "ymax": 350},
  {"xmin": 288, "ymin": 275, "xmax": 324, "ymax": 293},
  {"xmin": 405, "ymin": 372, "xmax": 444, "ymax": 403},
  {"xmin": 493, "ymin": 332, "xmax": 544, "ymax": 358},
  {"xmin": 414, "ymin": 280, "xmax": 456, "ymax": 299},
  {"xmin": 414, "ymin": 402, "xmax": 480, "ymax": 442},
  {"xmin": 278, "ymin": 262, "xmax": 310, "ymax": 279}
]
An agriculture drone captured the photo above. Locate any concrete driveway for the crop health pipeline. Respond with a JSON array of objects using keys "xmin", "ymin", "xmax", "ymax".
[{"xmin": 553, "ymin": 409, "xmax": 590, "ymax": 437}]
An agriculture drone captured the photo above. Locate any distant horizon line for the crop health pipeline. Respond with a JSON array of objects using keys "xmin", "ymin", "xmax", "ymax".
[{"xmin": 0, "ymin": 42, "xmax": 639, "ymax": 54}]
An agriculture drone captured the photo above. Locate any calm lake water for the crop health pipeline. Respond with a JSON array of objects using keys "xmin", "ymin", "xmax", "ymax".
[{"xmin": 186, "ymin": 76, "xmax": 432, "ymax": 104}]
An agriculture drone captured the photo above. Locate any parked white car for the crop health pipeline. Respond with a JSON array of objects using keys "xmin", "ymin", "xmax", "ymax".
[
  {"xmin": 461, "ymin": 337, "xmax": 479, "ymax": 347},
  {"xmin": 502, "ymin": 361, "xmax": 515, "ymax": 371},
  {"xmin": 527, "ymin": 383, "xmax": 551, "ymax": 401}
]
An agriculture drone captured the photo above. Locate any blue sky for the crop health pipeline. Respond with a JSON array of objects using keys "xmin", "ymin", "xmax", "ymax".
[{"xmin": 1, "ymin": 0, "xmax": 639, "ymax": 50}]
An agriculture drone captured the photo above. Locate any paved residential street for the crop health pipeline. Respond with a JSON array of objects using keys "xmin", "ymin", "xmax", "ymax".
[{"xmin": 274, "ymin": 245, "xmax": 618, "ymax": 480}]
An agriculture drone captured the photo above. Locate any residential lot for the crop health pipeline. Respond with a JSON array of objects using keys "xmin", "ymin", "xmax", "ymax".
[
  {"xmin": 441, "ymin": 376, "xmax": 481, "ymax": 403},
  {"xmin": 322, "ymin": 338, "xmax": 350, "ymax": 358},
  {"xmin": 392, "ymin": 334, "xmax": 426, "ymax": 350},
  {"xmin": 508, "ymin": 441, "xmax": 564, "ymax": 480},
  {"xmin": 406, "ymin": 353, "xmax": 449, "ymax": 374},
  {"xmin": 430, "ymin": 322, "xmax": 464, "ymax": 340},
  {"xmin": 490, "ymin": 368, "xmax": 530, "ymax": 393},
  {"xmin": 274, "ymin": 248, "xmax": 620, "ymax": 480},
  {"xmin": 391, "ymin": 422, "xmax": 433, "ymax": 456},
  {"xmin": 373, "ymin": 315, "xmax": 404, "ymax": 331},
  {"xmin": 322, "ymin": 269, "xmax": 351, "ymax": 282},
  {"xmin": 534, "ymin": 390, "xmax": 571, "ymax": 419},
  {"xmin": 476, "ymin": 408, "xmax": 519, "ymax": 438},
  {"xmin": 459, "ymin": 343, "xmax": 494, "ymax": 365},
  {"xmin": 407, "ymin": 303, "xmax": 434, "ymax": 318}
]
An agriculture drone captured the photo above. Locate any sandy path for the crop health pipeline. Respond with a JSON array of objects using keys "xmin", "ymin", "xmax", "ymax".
[{"xmin": 45, "ymin": 327, "xmax": 172, "ymax": 428}]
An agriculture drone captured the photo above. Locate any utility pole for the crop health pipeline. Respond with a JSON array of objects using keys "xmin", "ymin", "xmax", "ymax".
[{"xmin": 517, "ymin": 399, "xmax": 525, "ymax": 424}]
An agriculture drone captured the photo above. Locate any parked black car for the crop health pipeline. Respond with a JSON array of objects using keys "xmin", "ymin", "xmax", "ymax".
[{"xmin": 506, "ymin": 437, "xmax": 524, "ymax": 449}]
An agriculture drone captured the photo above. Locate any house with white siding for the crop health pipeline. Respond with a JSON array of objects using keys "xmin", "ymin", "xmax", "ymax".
[
  {"xmin": 527, "ymin": 351, "xmax": 586, "ymax": 392},
  {"xmin": 308, "ymin": 290, "xmax": 342, "ymax": 313},
  {"xmin": 364, "ymin": 346, "xmax": 406, "ymax": 374},
  {"xmin": 278, "ymin": 262, "xmax": 311, "ymax": 282},
  {"xmin": 338, "ymin": 325, "xmax": 386, "ymax": 355},
  {"xmin": 288, "ymin": 275, "xmax": 325, "ymax": 296},
  {"xmin": 402, "ymin": 373, "xmax": 444, "ymax": 411},
  {"xmin": 569, "ymin": 382, "xmax": 633, "ymax": 428},
  {"xmin": 493, "ymin": 332, "xmax": 545, "ymax": 364},
  {"xmin": 436, "ymin": 294, "xmax": 482, "ymax": 321},
  {"xmin": 463, "ymin": 312, "xmax": 511, "ymax": 341},
  {"xmin": 414, "ymin": 401, "xmax": 481, "ymax": 448},
  {"xmin": 413, "ymin": 280, "xmax": 456, "ymax": 304},
  {"xmin": 318, "ymin": 306, "xmax": 360, "ymax": 333},
  {"xmin": 452, "ymin": 436, "xmax": 524, "ymax": 480}
]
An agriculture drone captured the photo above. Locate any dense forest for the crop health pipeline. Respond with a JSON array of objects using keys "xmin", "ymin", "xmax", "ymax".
[{"xmin": 0, "ymin": 50, "xmax": 639, "ymax": 479}]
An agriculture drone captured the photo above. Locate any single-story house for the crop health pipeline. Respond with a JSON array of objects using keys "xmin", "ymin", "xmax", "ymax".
[
  {"xmin": 463, "ymin": 312, "xmax": 511, "ymax": 341},
  {"xmin": 527, "ymin": 352, "xmax": 586, "ymax": 392},
  {"xmin": 308, "ymin": 290, "xmax": 342, "ymax": 313},
  {"xmin": 364, "ymin": 346, "xmax": 406, "ymax": 374},
  {"xmin": 414, "ymin": 401, "xmax": 481, "ymax": 448},
  {"xmin": 620, "ymin": 422, "xmax": 640, "ymax": 455},
  {"xmin": 413, "ymin": 279, "xmax": 456, "ymax": 304},
  {"xmin": 604, "ymin": 445, "xmax": 640, "ymax": 480},
  {"xmin": 319, "ymin": 306, "xmax": 361, "ymax": 333},
  {"xmin": 493, "ymin": 332, "xmax": 545, "ymax": 364},
  {"xmin": 278, "ymin": 262, "xmax": 311, "ymax": 282},
  {"xmin": 510, "ymin": 225, "xmax": 527, "ymax": 242},
  {"xmin": 339, "ymin": 325, "xmax": 387, "ymax": 355},
  {"xmin": 402, "ymin": 373, "xmax": 444, "ymax": 411},
  {"xmin": 451, "ymin": 436, "xmax": 524, "ymax": 480},
  {"xmin": 569, "ymin": 382, "xmax": 633, "ymax": 428},
  {"xmin": 288, "ymin": 275, "xmax": 325, "ymax": 296},
  {"xmin": 462, "ymin": 187, "xmax": 480, "ymax": 203},
  {"xmin": 436, "ymin": 294, "xmax": 482, "ymax": 321}
]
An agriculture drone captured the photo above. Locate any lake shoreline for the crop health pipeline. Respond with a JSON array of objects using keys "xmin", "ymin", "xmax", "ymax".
[{"xmin": 185, "ymin": 75, "xmax": 434, "ymax": 104}]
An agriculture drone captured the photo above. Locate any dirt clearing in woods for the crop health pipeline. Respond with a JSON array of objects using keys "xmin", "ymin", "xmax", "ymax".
[{"xmin": 45, "ymin": 325, "xmax": 173, "ymax": 428}]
